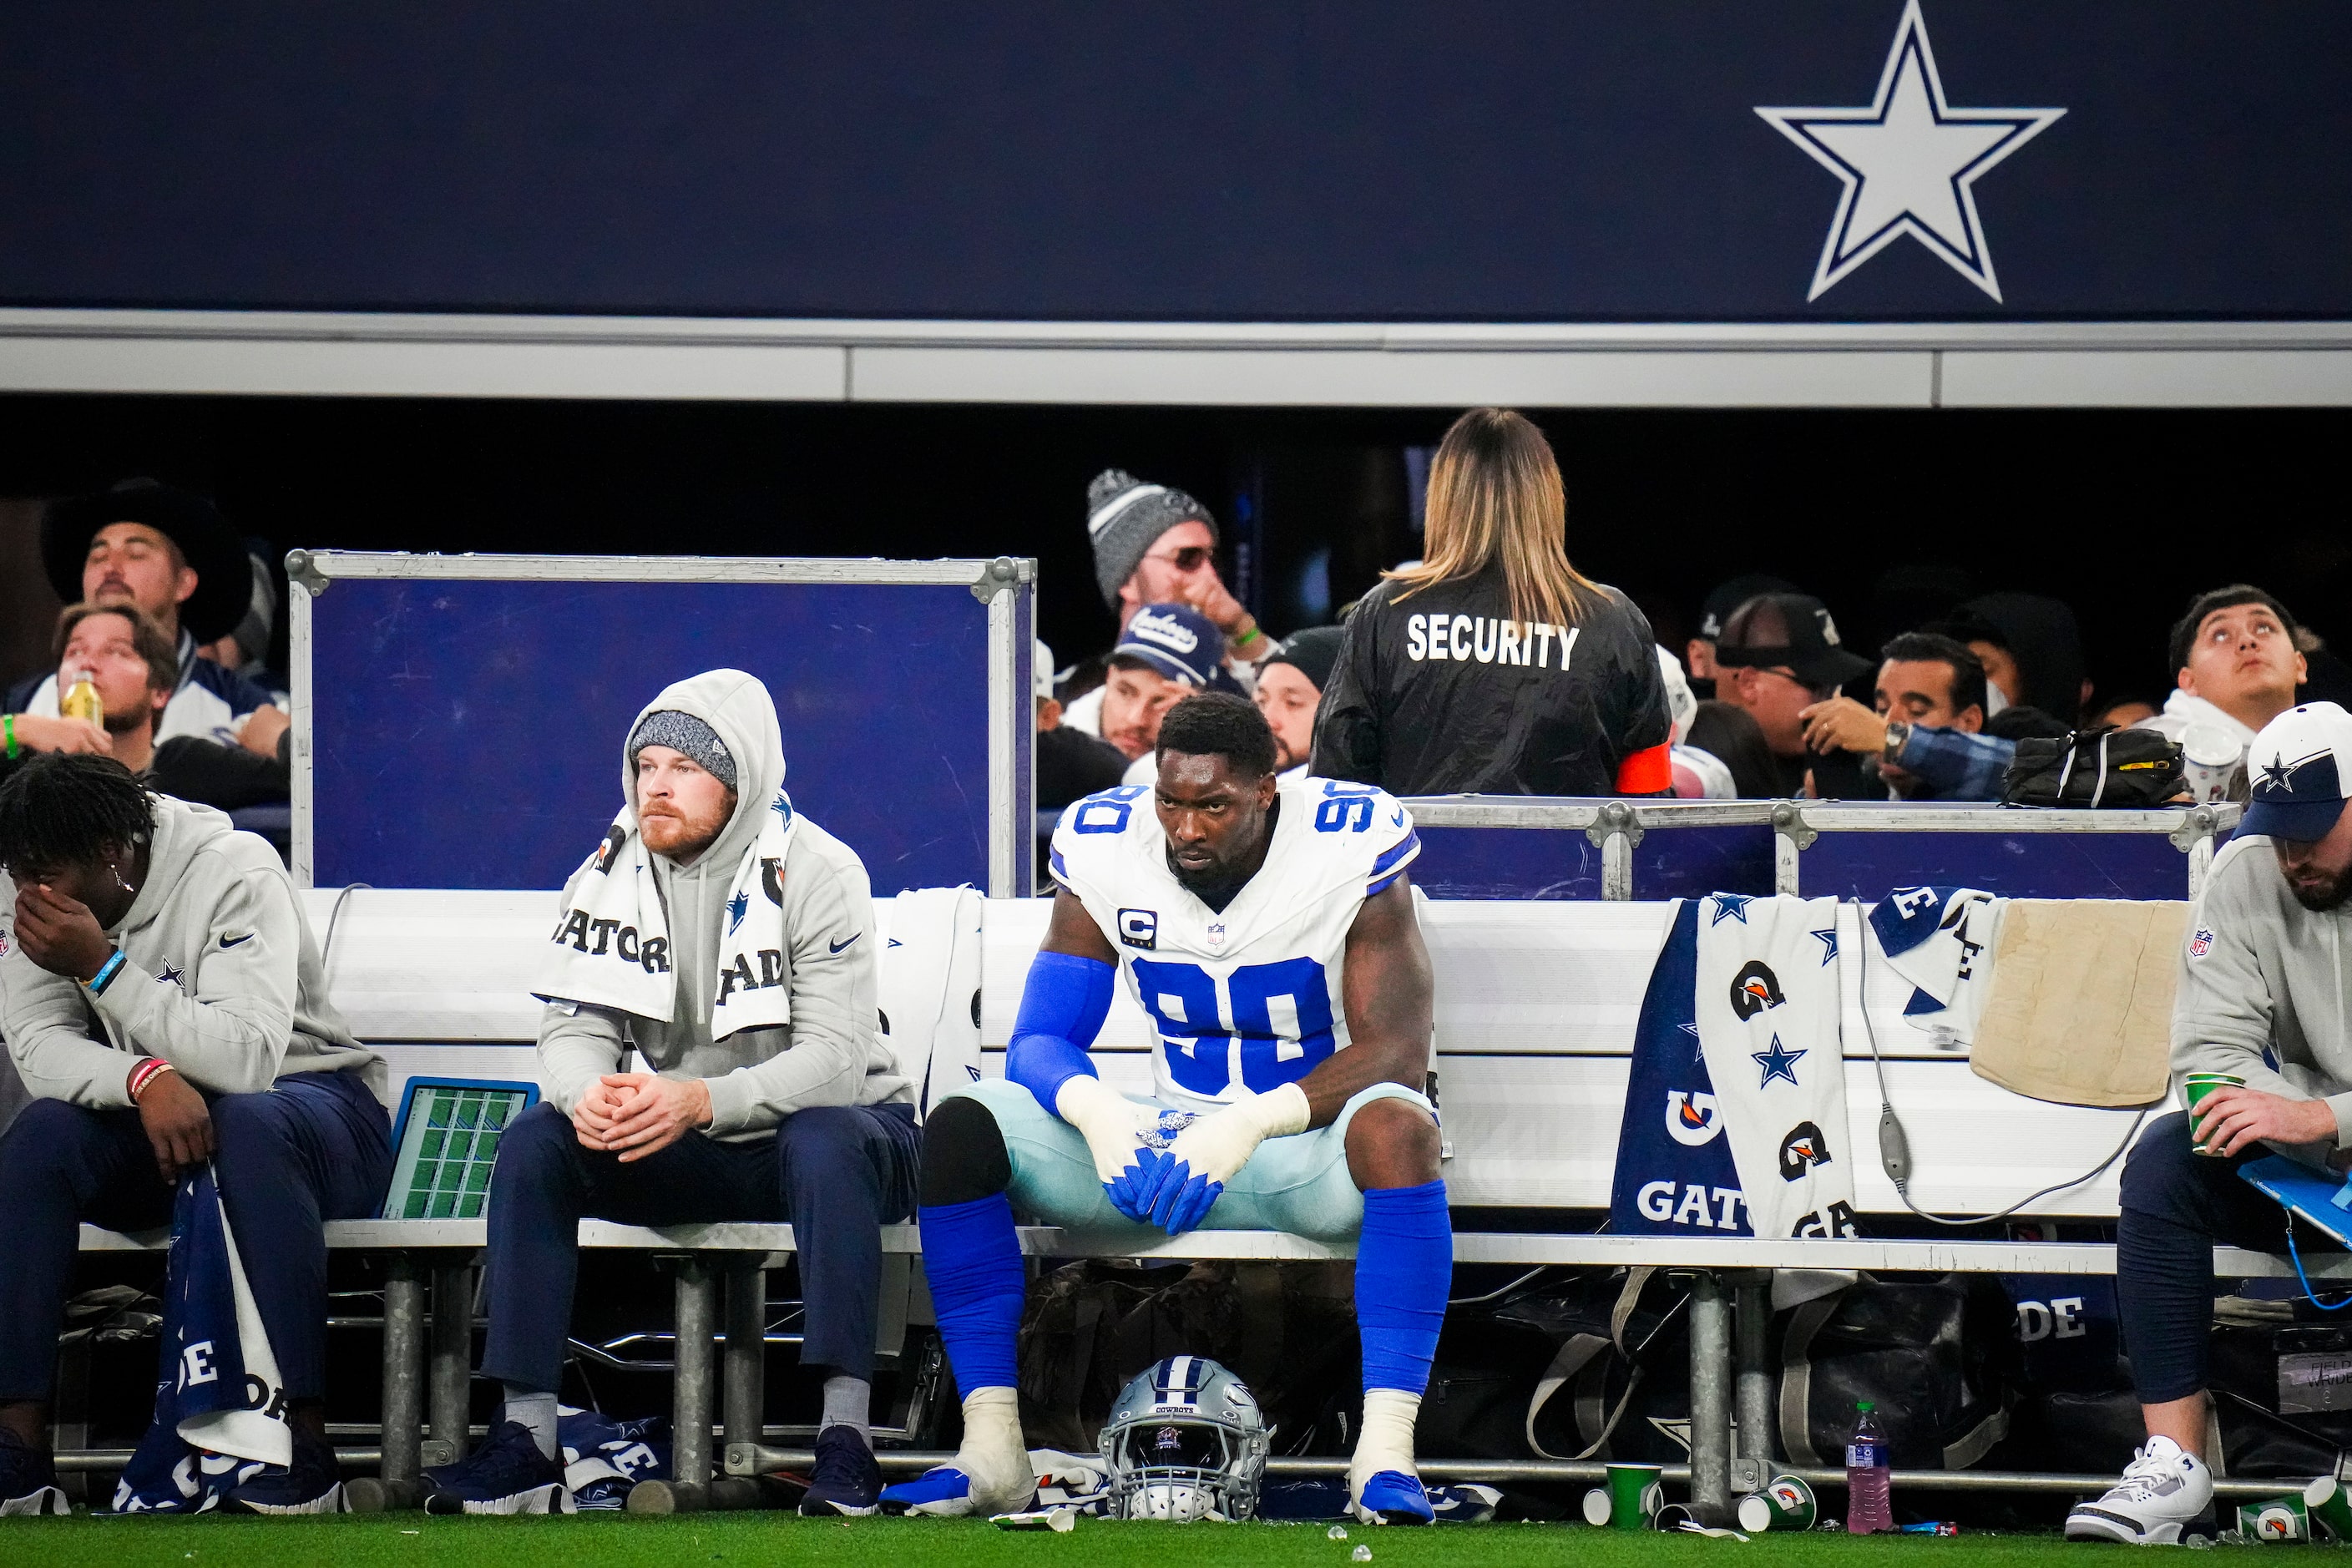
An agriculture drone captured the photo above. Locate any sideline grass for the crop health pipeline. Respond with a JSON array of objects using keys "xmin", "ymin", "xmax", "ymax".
[{"xmin": 0, "ymin": 1514, "xmax": 2155, "ymax": 1568}]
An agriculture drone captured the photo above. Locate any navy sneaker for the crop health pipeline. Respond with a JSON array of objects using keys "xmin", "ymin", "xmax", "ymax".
[
  {"xmin": 225, "ymin": 1425, "xmax": 346, "ymax": 1515},
  {"xmin": 799, "ymin": 1425, "xmax": 882, "ymax": 1517},
  {"xmin": 0, "ymin": 1427, "xmax": 68, "ymax": 1517},
  {"xmin": 420, "ymin": 1420, "xmax": 571, "ymax": 1515}
]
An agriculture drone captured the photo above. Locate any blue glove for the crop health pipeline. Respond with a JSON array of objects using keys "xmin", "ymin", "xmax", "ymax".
[
  {"xmin": 1139, "ymin": 1156, "xmax": 1224, "ymax": 1236},
  {"xmin": 1103, "ymin": 1149, "xmax": 1166, "ymax": 1223}
]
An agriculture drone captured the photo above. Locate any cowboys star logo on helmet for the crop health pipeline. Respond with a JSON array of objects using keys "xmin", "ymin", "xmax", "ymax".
[{"xmin": 1098, "ymin": 1357, "xmax": 1268, "ymax": 1522}]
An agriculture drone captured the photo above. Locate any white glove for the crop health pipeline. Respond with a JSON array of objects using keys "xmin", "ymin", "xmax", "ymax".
[
  {"xmin": 1054, "ymin": 1075, "xmax": 1160, "ymax": 1184},
  {"xmin": 1164, "ymin": 1082, "xmax": 1312, "ymax": 1188}
]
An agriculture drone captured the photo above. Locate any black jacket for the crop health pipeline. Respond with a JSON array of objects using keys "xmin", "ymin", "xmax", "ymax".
[{"xmin": 1311, "ymin": 568, "xmax": 1671, "ymax": 797}]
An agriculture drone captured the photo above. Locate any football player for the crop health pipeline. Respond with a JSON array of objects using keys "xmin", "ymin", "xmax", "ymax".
[{"xmin": 881, "ymin": 692, "xmax": 1449, "ymax": 1525}]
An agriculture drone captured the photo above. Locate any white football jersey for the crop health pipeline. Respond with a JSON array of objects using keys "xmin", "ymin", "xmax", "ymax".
[{"xmin": 1050, "ymin": 774, "xmax": 1419, "ymax": 1112}]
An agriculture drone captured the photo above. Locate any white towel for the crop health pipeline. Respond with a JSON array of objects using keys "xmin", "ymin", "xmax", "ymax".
[{"xmin": 534, "ymin": 788, "xmax": 802, "ymax": 1042}]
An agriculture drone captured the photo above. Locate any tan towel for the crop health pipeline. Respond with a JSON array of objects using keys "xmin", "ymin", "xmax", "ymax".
[{"xmin": 1968, "ymin": 899, "xmax": 2188, "ymax": 1107}]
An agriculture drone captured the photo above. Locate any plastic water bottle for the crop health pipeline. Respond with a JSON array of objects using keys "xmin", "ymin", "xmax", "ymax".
[{"xmin": 1845, "ymin": 1400, "xmax": 1893, "ymax": 1535}]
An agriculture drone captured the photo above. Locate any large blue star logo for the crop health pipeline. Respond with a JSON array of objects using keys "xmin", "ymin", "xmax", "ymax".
[
  {"xmin": 1810, "ymin": 928, "xmax": 1840, "ymax": 965},
  {"xmin": 1756, "ymin": 1, "xmax": 2064, "ymax": 301},
  {"xmin": 1710, "ymin": 894, "xmax": 1755, "ymax": 926},
  {"xmin": 1753, "ymin": 1034, "xmax": 1807, "ymax": 1089},
  {"xmin": 726, "ymin": 892, "xmax": 750, "ymax": 934}
]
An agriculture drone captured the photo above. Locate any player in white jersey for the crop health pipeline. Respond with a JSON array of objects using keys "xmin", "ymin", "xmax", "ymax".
[{"xmin": 881, "ymin": 693, "xmax": 1450, "ymax": 1525}]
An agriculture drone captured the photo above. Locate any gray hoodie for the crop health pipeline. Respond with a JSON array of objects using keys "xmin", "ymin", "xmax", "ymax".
[
  {"xmin": 1, "ymin": 795, "xmax": 383, "ymax": 1105},
  {"xmin": 2174, "ymin": 832, "xmax": 2352, "ymax": 1149},
  {"xmin": 537, "ymin": 670, "xmax": 908, "ymax": 1139}
]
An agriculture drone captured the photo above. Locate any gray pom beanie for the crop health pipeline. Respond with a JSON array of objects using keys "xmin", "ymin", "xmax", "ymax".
[
  {"xmin": 628, "ymin": 709, "xmax": 738, "ymax": 792},
  {"xmin": 1087, "ymin": 468, "xmax": 1217, "ymax": 609}
]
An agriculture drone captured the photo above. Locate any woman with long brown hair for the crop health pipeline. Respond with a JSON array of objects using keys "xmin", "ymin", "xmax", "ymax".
[{"xmin": 1311, "ymin": 407, "xmax": 1672, "ymax": 796}]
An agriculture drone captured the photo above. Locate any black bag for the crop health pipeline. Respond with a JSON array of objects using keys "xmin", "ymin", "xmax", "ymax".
[
  {"xmin": 1775, "ymin": 1276, "xmax": 2011, "ymax": 1470},
  {"xmin": 2001, "ymin": 727, "xmax": 2184, "ymax": 808}
]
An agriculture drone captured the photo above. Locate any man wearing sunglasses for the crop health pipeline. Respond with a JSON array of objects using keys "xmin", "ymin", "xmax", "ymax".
[
  {"xmin": 1710, "ymin": 593, "xmax": 1872, "ymax": 798},
  {"xmin": 1064, "ymin": 471, "xmax": 1275, "ymax": 741}
]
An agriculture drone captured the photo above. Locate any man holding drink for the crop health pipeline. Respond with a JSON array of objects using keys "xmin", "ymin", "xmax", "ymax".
[{"xmin": 2069, "ymin": 702, "xmax": 2352, "ymax": 1544}]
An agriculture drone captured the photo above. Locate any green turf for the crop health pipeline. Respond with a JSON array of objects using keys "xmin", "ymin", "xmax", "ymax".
[{"xmin": 0, "ymin": 1515, "xmax": 2172, "ymax": 1568}]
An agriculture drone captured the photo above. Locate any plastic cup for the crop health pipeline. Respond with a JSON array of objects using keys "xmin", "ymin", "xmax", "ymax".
[
  {"xmin": 1605, "ymin": 1462, "xmax": 1663, "ymax": 1530},
  {"xmin": 2184, "ymin": 1072, "xmax": 2246, "ymax": 1157},
  {"xmin": 2304, "ymin": 1477, "xmax": 2352, "ymax": 1541},
  {"xmin": 2240, "ymin": 1495, "xmax": 2310, "ymax": 1541},
  {"xmin": 2182, "ymin": 724, "xmax": 2244, "ymax": 805},
  {"xmin": 1581, "ymin": 1488, "xmax": 1613, "ymax": 1526},
  {"xmin": 1735, "ymin": 1474, "xmax": 1818, "ymax": 1532}
]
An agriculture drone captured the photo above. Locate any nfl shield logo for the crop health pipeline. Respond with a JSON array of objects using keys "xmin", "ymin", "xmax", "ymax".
[{"xmin": 2189, "ymin": 928, "xmax": 2214, "ymax": 959}]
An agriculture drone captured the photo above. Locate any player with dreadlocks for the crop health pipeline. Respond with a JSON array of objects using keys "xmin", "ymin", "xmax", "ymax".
[{"xmin": 0, "ymin": 755, "xmax": 388, "ymax": 1515}]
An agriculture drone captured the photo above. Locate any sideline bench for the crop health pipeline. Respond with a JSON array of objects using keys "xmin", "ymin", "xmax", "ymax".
[{"xmin": 56, "ymin": 882, "xmax": 2281, "ymax": 1518}]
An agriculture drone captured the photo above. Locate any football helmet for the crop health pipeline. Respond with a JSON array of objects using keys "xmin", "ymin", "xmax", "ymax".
[{"xmin": 1097, "ymin": 1356, "xmax": 1268, "ymax": 1522}]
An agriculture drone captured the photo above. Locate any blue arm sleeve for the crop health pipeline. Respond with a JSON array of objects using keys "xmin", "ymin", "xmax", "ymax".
[{"xmin": 1005, "ymin": 949, "xmax": 1117, "ymax": 1115}]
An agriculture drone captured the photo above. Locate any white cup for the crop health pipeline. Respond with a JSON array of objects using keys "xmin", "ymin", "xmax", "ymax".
[{"xmin": 2181, "ymin": 722, "xmax": 2243, "ymax": 804}]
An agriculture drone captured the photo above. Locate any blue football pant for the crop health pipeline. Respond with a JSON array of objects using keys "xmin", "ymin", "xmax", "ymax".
[
  {"xmin": 0, "ymin": 1069, "xmax": 391, "ymax": 1404},
  {"xmin": 478, "ymin": 1100, "xmax": 921, "ymax": 1390}
]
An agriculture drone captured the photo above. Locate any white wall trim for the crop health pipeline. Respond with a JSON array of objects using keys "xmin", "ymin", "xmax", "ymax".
[{"xmin": 0, "ymin": 308, "xmax": 2346, "ymax": 407}]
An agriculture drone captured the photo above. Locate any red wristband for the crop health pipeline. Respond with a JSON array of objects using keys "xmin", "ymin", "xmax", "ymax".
[{"xmin": 127, "ymin": 1056, "xmax": 175, "ymax": 1101}]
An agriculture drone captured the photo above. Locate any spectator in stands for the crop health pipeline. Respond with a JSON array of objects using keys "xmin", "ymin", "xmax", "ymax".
[
  {"xmin": 1099, "ymin": 604, "xmax": 1228, "ymax": 785},
  {"xmin": 421, "ymin": 670, "xmax": 918, "ymax": 1519},
  {"xmin": 1798, "ymin": 632, "xmax": 2016, "ymax": 802},
  {"xmin": 1313, "ymin": 408, "xmax": 1672, "ymax": 796},
  {"xmin": 1035, "ymin": 640, "xmax": 1126, "ymax": 812},
  {"xmin": 2092, "ymin": 695, "xmax": 2162, "ymax": 731},
  {"xmin": 5, "ymin": 482, "xmax": 286, "ymax": 761},
  {"xmin": 3, "ymin": 604, "xmax": 290, "ymax": 810},
  {"xmin": 1062, "ymin": 470, "xmax": 1275, "ymax": 737},
  {"xmin": 0, "ymin": 754, "xmax": 388, "ymax": 1515},
  {"xmin": 2067, "ymin": 703, "xmax": 2352, "ymax": 1544},
  {"xmin": 1255, "ymin": 626, "xmax": 1343, "ymax": 779},
  {"xmin": 200, "ymin": 549, "xmax": 284, "ymax": 693},
  {"xmin": 1681, "ymin": 701, "xmax": 1780, "ymax": 799},
  {"xmin": 1709, "ymin": 592, "xmax": 1871, "ymax": 797},
  {"xmin": 1685, "ymin": 574, "xmax": 1795, "ymax": 697},
  {"xmin": 2137, "ymin": 585, "xmax": 2306, "ymax": 752},
  {"xmin": 1932, "ymin": 593, "xmax": 2091, "ymax": 723}
]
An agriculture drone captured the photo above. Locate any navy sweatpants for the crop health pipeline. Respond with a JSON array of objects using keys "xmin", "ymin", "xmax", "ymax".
[
  {"xmin": 0, "ymin": 1069, "xmax": 392, "ymax": 1404},
  {"xmin": 479, "ymin": 1100, "xmax": 922, "ymax": 1391},
  {"xmin": 2117, "ymin": 1110, "xmax": 2304, "ymax": 1404}
]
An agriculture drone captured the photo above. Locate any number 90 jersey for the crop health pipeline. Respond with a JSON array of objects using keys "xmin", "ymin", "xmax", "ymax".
[{"xmin": 1048, "ymin": 774, "xmax": 1420, "ymax": 1115}]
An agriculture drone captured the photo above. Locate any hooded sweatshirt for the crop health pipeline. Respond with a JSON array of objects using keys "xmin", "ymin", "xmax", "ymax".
[
  {"xmin": 2174, "ymin": 832, "xmax": 2352, "ymax": 1151},
  {"xmin": 535, "ymin": 670, "xmax": 907, "ymax": 1139},
  {"xmin": 2139, "ymin": 689, "xmax": 2263, "ymax": 751},
  {"xmin": 0, "ymin": 795, "xmax": 382, "ymax": 1105}
]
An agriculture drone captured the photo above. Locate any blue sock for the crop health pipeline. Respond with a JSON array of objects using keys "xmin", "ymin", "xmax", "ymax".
[
  {"xmin": 918, "ymin": 1194, "xmax": 1025, "ymax": 1396},
  {"xmin": 1355, "ymin": 1179, "xmax": 1450, "ymax": 1394}
]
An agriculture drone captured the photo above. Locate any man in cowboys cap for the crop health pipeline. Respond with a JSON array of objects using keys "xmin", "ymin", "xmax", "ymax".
[
  {"xmin": 1062, "ymin": 469, "xmax": 1276, "ymax": 740},
  {"xmin": 4, "ymin": 481, "xmax": 285, "ymax": 764},
  {"xmin": 2069, "ymin": 701, "xmax": 2352, "ymax": 1544}
]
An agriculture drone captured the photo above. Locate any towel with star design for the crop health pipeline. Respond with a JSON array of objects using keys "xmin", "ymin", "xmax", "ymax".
[
  {"xmin": 1611, "ymin": 894, "xmax": 1858, "ymax": 1242},
  {"xmin": 533, "ymin": 787, "xmax": 801, "ymax": 1042}
]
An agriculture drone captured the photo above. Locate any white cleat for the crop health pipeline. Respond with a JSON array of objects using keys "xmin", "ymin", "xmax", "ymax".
[{"xmin": 2065, "ymin": 1436, "xmax": 2213, "ymax": 1544}]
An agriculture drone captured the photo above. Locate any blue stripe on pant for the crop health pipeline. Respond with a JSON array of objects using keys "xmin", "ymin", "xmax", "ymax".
[
  {"xmin": 478, "ymin": 1099, "xmax": 922, "ymax": 1391},
  {"xmin": 0, "ymin": 1069, "xmax": 392, "ymax": 1403},
  {"xmin": 2117, "ymin": 1109, "xmax": 2304, "ymax": 1405}
]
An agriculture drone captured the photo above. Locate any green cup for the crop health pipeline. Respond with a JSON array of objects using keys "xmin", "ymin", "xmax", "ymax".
[
  {"xmin": 1736, "ymin": 1474, "xmax": 1819, "ymax": 1532},
  {"xmin": 2184, "ymin": 1072, "xmax": 2246, "ymax": 1157},
  {"xmin": 1605, "ymin": 1462, "xmax": 1664, "ymax": 1530},
  {"xmin": 2304, "ymin": 1477, "xmax": 2352, "ymax": 1542},
  {"xmin": 2240, "ymin": 1495, "xmax": 2311, "ymax": 1541}
]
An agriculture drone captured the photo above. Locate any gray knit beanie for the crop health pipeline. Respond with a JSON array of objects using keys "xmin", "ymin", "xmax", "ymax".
[
  {"xmin": 628, "ymin": 710, "xmax": 737, "ymax": 792},
  {"xmin": 1087, "ymin": 468, "xmax": 1217, "ymax": 609}
]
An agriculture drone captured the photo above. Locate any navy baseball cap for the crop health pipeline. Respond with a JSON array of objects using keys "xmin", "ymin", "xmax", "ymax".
[
  {"xmin": 1110, "ymin": 603, "xmax": 1224, "ymax": 688},
  {"xmin": 2242, "ymin": 702, "xmax": 2352, "ymax": 843}
]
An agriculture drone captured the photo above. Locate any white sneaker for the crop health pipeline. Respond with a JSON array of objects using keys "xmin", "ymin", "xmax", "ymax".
[{"xmin": 2066, "ymin": 1437, "xmax": 2213, "ymax": 1544}]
